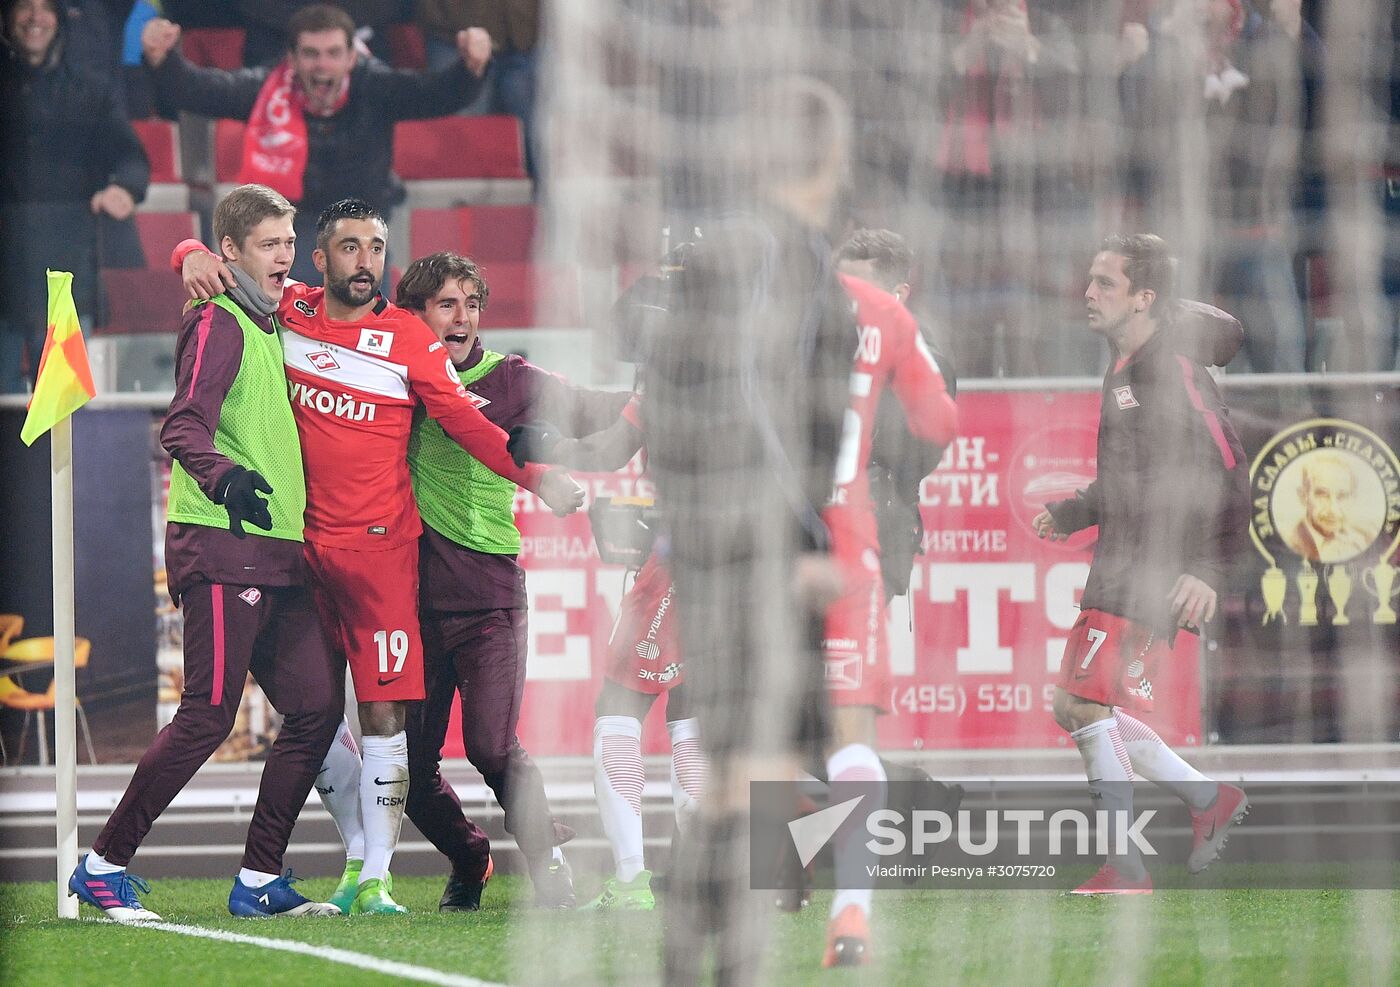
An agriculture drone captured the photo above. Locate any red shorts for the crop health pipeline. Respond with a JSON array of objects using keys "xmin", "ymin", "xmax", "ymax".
[
  {"xmin": 822, "ymin": 560, "xmax": 889, "ymax": 711},
  {"xmin": 1056, "ymin": 609, "xmax": 1169, "ymax": 713},
  {"xmin": 606, "ymin": 554, "xmax": 683, "ymax": 695},
  {"xmin": 304, "ymin": 539, "xmax": 425, "ymax": 702}
]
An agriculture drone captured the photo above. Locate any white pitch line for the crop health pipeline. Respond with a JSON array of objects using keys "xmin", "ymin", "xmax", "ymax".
[{"xmin": 133, "ymin": 921, "xmax": 508, "ymax": 987}]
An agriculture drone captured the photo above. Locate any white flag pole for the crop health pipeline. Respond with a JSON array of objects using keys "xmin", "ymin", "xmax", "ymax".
[{"xmin": 51, "ymin": 414, "xmax": 78, "ymax": 919}]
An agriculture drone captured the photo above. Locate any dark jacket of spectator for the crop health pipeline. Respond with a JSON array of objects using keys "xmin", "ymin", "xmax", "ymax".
[
  {"xmin": 417, "ymin": 0, "xmax": 537, "ymax": 51},
  {"xmin": 0, "ymin": 24, "xmax": 149, "ymax": 327},
  {"xmin": 147, "ymin": 51, "xmax": 484, "ymax": 217}
]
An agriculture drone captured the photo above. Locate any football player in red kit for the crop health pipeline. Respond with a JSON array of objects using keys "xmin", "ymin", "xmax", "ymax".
[{"xmin": 818, "ymin": 270, "xmax": 957, "ymax": 965}]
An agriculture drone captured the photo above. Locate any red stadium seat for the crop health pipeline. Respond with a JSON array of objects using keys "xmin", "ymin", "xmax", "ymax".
[
  {"xmin": 132, "ymin": 119, "xmax": 189, "ymax": 211},
  {"xmin": 387, "ymin": 23, "xmax": 426, "ymax": 70},
  {"xmin": 97, "ymin": 213, "xmax": 200, "ymax": 333},
  {"xmin": 472, "ymin": 261, "xmax": 581, "ymax": 329},
  {"xmin": 132, "ymin": 120, "xmax": 180, "ymax": 184},
  {"xmin": 133, "ymin": 212, "xmax": 199, "ymax": 266},
  {"xmin": 181, "ymin": 28, "xmax": 245, "ymax": 71},
  {"xmin": 409, "ymin": 205, "xmax": 536, "ymax": 263},
  {"xmin": 214, "ymin": 119, "xmax": 246, "ymax": 184},
  {"xmin": 393, "ymin": 116, "xmax": 527, "ymax": 180},
  {"xmin": 98, "ymin": 269, "xmax": 191, "ymax": 334}
]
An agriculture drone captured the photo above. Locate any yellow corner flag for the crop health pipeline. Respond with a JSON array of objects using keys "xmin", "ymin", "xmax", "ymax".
[{"xmin": 20, "ymin": 270, "xmax": 96, "ymax": 446}]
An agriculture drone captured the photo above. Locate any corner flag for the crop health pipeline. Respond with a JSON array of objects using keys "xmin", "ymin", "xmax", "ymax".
[{"xmin": 21, "ymin": 270, "xmax": 96, "ymax": 446}]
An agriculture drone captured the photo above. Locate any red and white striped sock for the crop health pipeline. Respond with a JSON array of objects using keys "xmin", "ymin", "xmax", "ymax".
[
  {"xmin": 318, "ymin": 718, "xmax": 365, "ymax": 861},
  {"xmin": 594, "ymin": 715, "xmax": 645, "ymax": 882},
  {"xmin": 666, "ymin": 717, "xmax": 708, "ymax": 835},
  {"xmin": 827, "ymin": 743, "xmax": 886, "ymax": 920},
  {"xmin": 1115, "ymin": 711, "xmax": 1216, "ymax": 810},
  {"xmin": 1070, "ymin": 717, "xmax": 1143, "ymax": 877}
]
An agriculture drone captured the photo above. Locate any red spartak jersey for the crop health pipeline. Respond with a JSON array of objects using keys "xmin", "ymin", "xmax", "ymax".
[
  {"xmin": 277, "ymin": 283, "xmax": 544, "ymax": 549},
  {"xmin": 824, "ymin": 273, "xmax": 958, "ymax": 557}
]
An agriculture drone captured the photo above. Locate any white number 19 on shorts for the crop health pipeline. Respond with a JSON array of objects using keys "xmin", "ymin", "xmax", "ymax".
[{"xmin": 373, "ymin": 629, "xmax": 409, "ymax": 673}]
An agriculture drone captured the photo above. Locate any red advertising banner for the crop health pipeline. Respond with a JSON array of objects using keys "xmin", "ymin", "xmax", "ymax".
[{"xmin": 452, "ymin": 389, "xmax": 1202, "ymax": 757}]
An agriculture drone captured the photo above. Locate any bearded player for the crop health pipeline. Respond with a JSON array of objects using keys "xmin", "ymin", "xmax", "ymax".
[{"xmin": 174, "ymin": 200, "xmax": 585, "ymax": 914}]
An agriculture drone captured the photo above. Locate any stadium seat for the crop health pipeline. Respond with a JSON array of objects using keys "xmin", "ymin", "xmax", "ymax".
[
  {"xmin": 0, "ymin": 636, "xmax": 95, "ymax": 767},
  {"xmin": 132, "ymin": 119, "xmax": 189, "ymax": 211},
  {"xmin": 95, "ymin": 212, "xmax": 199, "ymax": 334},
  {"xmin": 181, "ymin": 28, "xmax": 245, "ymax": 70},
  {"xmin": 214, "ymin": 119, "xmax": 246, "ymax": 184},
  {"xmin": 133, "ymin": 119, "xmax": 180, "ymax": 185},
  {"xmin": 393, "ymin": 116, "xmax": 528, "ymax": 180},
  {"xmin": 387, "ymin": 23, "xmax": 426, "ymax": 70},
  {"xmin": 133, "ymin": 212, "xmax": 199, "ymax": 266},
  {"xmin": 471, "ymin": 261, "xmax": 582, "ymax": 328},
  {"xmin": 409, "ymin": 205, "xmax": 536, "ymax": 262}
]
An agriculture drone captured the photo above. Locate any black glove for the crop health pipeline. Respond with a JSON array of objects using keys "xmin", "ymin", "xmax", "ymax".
[
  {"xmin": 507, "ymin": 422, "xmax": 565, "ymax": 469},
  {"xmin": 214, "ymin": 465, "xmax": 274, "ymax": 539}
]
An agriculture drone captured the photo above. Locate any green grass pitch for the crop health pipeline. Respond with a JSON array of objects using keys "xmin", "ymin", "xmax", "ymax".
[{"xmin": 2, "ymin": 873, "xmax": 1397, "ymax": 986}]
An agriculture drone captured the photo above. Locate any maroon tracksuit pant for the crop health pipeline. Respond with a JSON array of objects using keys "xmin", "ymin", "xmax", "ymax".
[
  {"xmin": 94, "ymin": 582, "xmax": 342, "ymax": 873},
  {"xmin": 405, "ymin": 607, "xmax": 557, "ymax": 880}
]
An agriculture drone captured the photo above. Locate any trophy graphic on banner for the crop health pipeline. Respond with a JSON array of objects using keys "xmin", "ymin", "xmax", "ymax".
[
  {"xmin": 1365, "ymin": 562, "xmax": 1399, "ymax": 624},
  {"xmin": 1249, "ymin": 419, "xmax": 1400, "ymax": 628},
  {"xmin": 1326, "ymin": 565, "xmax": 1352, "ymax": 625},
  {"xmin": 1297, "ymin": 563, "xmax": 1319, "ymax": 626},
  {"xmin": 1260, "ymin": 565, "xmax": 1287, "ymax": 625}
]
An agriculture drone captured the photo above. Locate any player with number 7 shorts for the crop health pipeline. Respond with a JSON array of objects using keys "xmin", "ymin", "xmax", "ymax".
[{"xmin": 1036, "ymin": 234, "xmax": 1251, "ymax": 896}]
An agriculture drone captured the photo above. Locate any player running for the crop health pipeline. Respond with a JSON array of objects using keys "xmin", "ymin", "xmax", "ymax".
[
  {"xmin": 1036, "ymin": 234, "xmax": 1250, "ymax": 894},
  {"xmin": 71, "ymin": 185, "xmax": 342, "ymax": 921},
  {"xmin": 510, "ymin": 392, "xmax": 707, "ymax": 913},
  {"xmin": 175, "ymin": 200, "xmax": 585, "ymax": 914},
  {"xmin": 817, "ymin": 271, "xmax": 958, "ymax": 965}
]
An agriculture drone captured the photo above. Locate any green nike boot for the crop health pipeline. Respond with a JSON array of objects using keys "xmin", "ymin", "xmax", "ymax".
[
  {"xmin": 581, "ymin": 870, "xmax": 654, "ymax": 911},
  {"xmin": 328, "ymin": 858, "xmax": 362, "ymax": 915},
  {"xmin": 350, "ymin": 878, "xmax": 407, "ymax": 915}
]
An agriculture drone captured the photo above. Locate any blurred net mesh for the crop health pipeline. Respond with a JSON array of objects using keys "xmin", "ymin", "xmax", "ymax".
[{"xmin": 516, "ymin": 0, "xmax": 1400, "ymax": 983}]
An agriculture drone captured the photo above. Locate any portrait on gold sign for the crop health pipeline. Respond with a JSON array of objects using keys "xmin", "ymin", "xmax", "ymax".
[
  {"xmin": 1249, "ymin": 419, "xmax": 1400, "ymax": 627},
  {"xmin": 1275, "ymin": 450, "xmax": 1383, "ymax": 565}
]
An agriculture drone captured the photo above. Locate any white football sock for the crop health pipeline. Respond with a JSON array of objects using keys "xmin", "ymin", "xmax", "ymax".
[
  {"xmin": 827, "ymin": 742, "xmax": 886, "ymax": 920},
  {"xmin": 359, "ymin": 731, "xmax": 408, "ymax": 884},
  {"xmin": 238, "ymin": 868, "xmax": 278, "ymax": 888},
  {"xmin": 666, "ymin": 717, "xmax": 708, "ymax": 835},
  {"xmin": 1115, "ymin": 711, "xmax": 1217, "ymax": 810},
  {"xmin": 1071, "ymin": 717, "xmax": 1144, "ymax": 878},
  {"xmin": 318, "ymin": 719, "xmax": 365, "ymax": 861},
  {"xmin": 85, "ymin": 851, "xmax": 124, "ymax": 874},
  {"xmin": 594, "ymin": 715, "xmax": 646, "ymax": 883}
]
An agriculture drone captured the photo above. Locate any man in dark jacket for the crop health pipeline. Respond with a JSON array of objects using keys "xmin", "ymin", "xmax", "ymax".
[
  {"xmin": 1036, "ymin": 233, "xmax": 1251, "ymax": 895},
  {"xmin": 0, "ymin": 0, "xmax": 149, "ymax": 392},
  {"xmin": 140, "ymin": 3, "xmax": 492, "ymax": 281}
]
